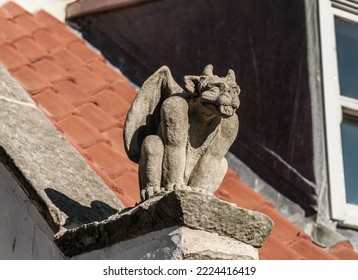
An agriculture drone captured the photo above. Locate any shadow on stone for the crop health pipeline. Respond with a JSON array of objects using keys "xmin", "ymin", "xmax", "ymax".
[{"xmin": 45, "ymin": 188, "xmax": 117, "ymax": 229}]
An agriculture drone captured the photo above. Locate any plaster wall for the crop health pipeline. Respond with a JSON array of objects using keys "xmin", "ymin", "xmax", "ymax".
[{"xmin": 0, "ymin": 163, "xmax": 63, "ymax": 259}]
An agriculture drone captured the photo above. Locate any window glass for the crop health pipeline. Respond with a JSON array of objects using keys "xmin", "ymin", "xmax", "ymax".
[
  {"xmin": 335, "ymin": 17, "xmax": 358, "ymax": 99},
  {"xmin": 341, "ymin": 116, "xmax": 358, "ymax": 204}
]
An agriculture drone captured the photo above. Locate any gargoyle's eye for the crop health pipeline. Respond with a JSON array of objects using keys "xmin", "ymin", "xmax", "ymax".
[
  {"xmin": 230, "ymin": 86, "xmax": 240, "ymax": 95},
  {"xmin": 206, "ymin": 84, "xmax": 220, "ymax": 92},
  {"xmin": 232, "ymin": 89, "xmax": 239, "ymax": 95}
]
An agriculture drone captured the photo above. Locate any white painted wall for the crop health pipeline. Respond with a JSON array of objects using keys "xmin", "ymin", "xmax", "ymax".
[{"xmin": 0, "ymin": 163, "xmax": 64, "ymax": 259}]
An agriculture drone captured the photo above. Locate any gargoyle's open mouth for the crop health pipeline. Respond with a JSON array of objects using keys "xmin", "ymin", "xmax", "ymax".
[
  {"xmin": 218, "ymin": 104, "xmax": 234, "ymax": 117},
  {"xmin": 201, "ymin": 100, "xmax": 234, "ymax": 117}
]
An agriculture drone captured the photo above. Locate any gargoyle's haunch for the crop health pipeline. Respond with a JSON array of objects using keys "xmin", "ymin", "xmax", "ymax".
[{"xmin": 124, "ymin": 65, "xmax": 240, "ymax": 200}]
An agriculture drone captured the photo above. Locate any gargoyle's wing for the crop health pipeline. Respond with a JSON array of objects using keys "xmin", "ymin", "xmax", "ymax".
[{"xmin": 124, "ymin": 66, "xmax": 184, "ymax": 163}]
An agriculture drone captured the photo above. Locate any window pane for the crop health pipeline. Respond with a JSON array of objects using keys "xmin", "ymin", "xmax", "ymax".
[
  {"xmin": 335, "ymin": 17, "xmax": 358, "ymax": 99},
  {"xmin": 341, "ymin": 117, "xmax": 358, "ymax": 204}
]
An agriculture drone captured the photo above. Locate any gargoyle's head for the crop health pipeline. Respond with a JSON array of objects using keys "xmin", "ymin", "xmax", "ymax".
[{"xmin": 184, "ymin": 64, "xmax": 240, "ymax": 118}]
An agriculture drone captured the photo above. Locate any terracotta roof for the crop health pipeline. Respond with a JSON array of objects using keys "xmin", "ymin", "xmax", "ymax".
[{"xmin": 1, "ymin": 1, "xmax": 357, "ymax": 260}]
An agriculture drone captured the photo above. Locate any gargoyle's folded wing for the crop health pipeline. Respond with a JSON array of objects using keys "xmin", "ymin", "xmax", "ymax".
[{"xmin": 124, "ymin": 66, "xmax": 184, "ymax": 163}]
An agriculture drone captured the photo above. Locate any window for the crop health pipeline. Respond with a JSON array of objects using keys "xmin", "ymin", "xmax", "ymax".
[{"xmin": 319, "ymin": 0, "xmax": 358, "ymax": 228}]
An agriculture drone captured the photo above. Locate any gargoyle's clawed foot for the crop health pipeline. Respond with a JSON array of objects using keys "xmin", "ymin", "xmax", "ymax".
[
  {"xmin": 141, "ymin": 185, "xmax": 162, "ymax": 200},
  {"xmin": 141, "ymin": 184, "xmax": 199, "ymax": 201}
]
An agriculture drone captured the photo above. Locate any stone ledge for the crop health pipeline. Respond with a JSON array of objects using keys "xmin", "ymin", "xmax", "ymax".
[
  {"xmin": 0, "ymin": 65, "xmax": 123, "ymax": 233},
  {"xmin": 178, "ymin": 227, "xmax": 259, "ymax": 260},
  {"xmin": 56, "ymin": 189, "xmax": 273, "ymax": 257}
]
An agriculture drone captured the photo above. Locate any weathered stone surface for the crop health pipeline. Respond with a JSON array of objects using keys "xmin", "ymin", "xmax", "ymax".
[
  {"xmin": 55, "ymin": 189, "xmax": 273, "ymax": 257},
  {"xmin": 75, "ymin": 226, "xmax": 258, "ymax": 260},
  {"xmin": 176, "ymin": 189, "xmax": 273, "ymax": 246},
  {"xmin": 0, "ymin": 67, "xmax": 123, "ymax": 232},
  {"xmin": 124, "ymin": 65, "xmax": 240, "ymax": 200},
  {"xmin": 178, "ymin": 227, "xmax": 258, "ymax": 260}
]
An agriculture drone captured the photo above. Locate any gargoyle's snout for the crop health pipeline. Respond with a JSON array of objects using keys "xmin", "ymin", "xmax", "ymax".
[
  {"xmin": 232, "ymin": 97, "xmax": 240, "ymax": 109},
  {"xmin": 218, "ymin": 91, "xmax": 240, "ymax": 110}
]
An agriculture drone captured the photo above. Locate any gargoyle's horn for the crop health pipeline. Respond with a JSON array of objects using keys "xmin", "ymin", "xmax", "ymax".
[
  {"xmin": 203, "ymin": 64, "xmax": 213, "ymax": 76},
  {"xmin": 227, "ymin": 69, "xmax": 236, "ymax": 82}
]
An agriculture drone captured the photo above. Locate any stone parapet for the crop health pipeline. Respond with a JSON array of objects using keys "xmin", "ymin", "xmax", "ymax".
[{"xmin": 56, "ymin": 189, "xmax": 273, "ymax": 258}]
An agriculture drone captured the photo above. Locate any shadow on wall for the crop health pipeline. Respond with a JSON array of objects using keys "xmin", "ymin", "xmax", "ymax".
[{"xmin": 45, "ymin": 188, "xmax": 118, "ymax": 229}]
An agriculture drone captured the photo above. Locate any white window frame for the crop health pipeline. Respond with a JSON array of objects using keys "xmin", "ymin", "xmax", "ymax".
[{"xmin": 319, "ymin": 0, "xmax": 358, "ymax": 228}]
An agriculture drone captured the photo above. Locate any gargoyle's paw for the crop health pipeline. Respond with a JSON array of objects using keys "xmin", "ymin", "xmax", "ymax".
[
  {"xmin": 141, "ymin": 186, "xmax": 155, "ymax": 200},
  {"xmin": 152, "ymin": 187, "xmax": 163, "ymax": 196},
  {"xmin": 166, "ymin": 184, "xmax": 175, "ymax": 192},
  {"xmin": 141, "ymin": 189, "xmax": 147, "ymax": 200}
]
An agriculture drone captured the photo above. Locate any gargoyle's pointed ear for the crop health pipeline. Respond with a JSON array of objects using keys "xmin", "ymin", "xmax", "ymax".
[
  {"xmin": 203, "ymin": 64, "xmax": 213, "ymax": 76},
  {"xmin": 227, "ymin": 69, "xmax": 236, "ymax": 82},
  {"xmin": 184, "ymin": 75, "xmax": 200, "ymax": 96}
]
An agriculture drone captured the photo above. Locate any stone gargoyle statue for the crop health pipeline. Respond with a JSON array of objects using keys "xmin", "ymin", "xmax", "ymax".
[{"xmin": 124, "ymin": 65, "xmax": 240, "ymax": 200}]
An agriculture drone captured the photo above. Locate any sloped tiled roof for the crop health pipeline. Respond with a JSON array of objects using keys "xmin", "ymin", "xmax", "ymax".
[
  {"xmin": 0, "ymin": 1, "xmax": 139, "ymax": 207},
  {"xmin": 1, "ymin": 1, "xmax": 357, "ymax": 260}
]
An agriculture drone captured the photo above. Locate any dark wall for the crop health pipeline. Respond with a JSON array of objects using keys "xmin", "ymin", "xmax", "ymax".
[{"xmin": 69, "ymin": 0, "xmax": 317, "ymax": 214}]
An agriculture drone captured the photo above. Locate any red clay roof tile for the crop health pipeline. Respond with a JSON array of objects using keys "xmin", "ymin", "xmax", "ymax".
[
  {"xmin": 32, "ymin": 88, "xmax": 75, "ymax": 121},
  {"xmin": 256, "ymin": 205, "xmax": 311, "ymax": 242},
  {"xmin": 0, "ymin": 7, "xmax": 12, "ymax": 19},
  {"xmin": 33, "ymin": 30, "xmax": 63, "ymax": 52},
  {"xmin": 259, "ymin": 235, "xmax": 304, "ymax": 260},
  {"xmin": 32, "ymin": 58, "xmax": 72, "ymax": 83},
  {"xmin": 0, "ymin": 34, "xmax": 7, "ymax": 45},
  {"xmin": 103, "ymin": 127, "xmax": 127, "ymax": 158},
  {"xmin": 51, "ymin": 48, "xmax": 85, "ymax": 72},
  {"xmin": 54, "ymin": 80, "xmax": 90, "ymax": 106},
  {"xmin": 85, "ymin": 142, "xmax": 136, "ymax": 179},
  {"xmin": 13, "ymin": 37, "xmax": 49, "ymax": 62},
  {"xmin": 71, "ymin": 67, "xmax": 111, "ymax": 95},
  {"xmin": 112, "ymin": 172, "xmax": 140, "ymax": 207},
  {"xmin": 0, "ymin": 18, "xmax": 27, "ymax": 41},
  {"xmin": 14, "ymin": 13, "xmax": 46, "ymax": 34},
  {"xmin": 112, "ymin": 80, "xmax": 137, "ymax": 104},
  {"xmin": 91, "ymin": 90, "xmax": 131, "ymax": 119},
  {"xmin": 78, "ymin": 103, "xmax": 120, "ymax": 132},
  {"xmin": 0, "ymin": 43, "xmax": 28, "ymax": 71},
  {"xmin": 216, "ymin": 176, "xmax": 274, "ymax": 210},
  {"xmin": 87, "ymin": 61, "xmax": 122, "ymax": 84},
  {"xmin": 11, "ymin": 65, "xmax": 52, "ymax": 94},
  {"xmin": 1, "ymin": 2, "xmax": 27, "ymax": 18},
  {"xmin": 288, "ymin": 238, "xmax": 337, "ymax": 260},
  {"xmin": 50, "ymin": 23, "xmax": 81, "ymax": 46},
  {"xmin": 68, "ymin": 40, "xmax": 104, "ymax": 63},
  {"xmin": 225, "ymin": 168, "xmax": 239, "ymax": 178},
  {"xmin": 56, "ymin": 115, "xmax": 108, "ymax": 149},
  {"xmin": 33, "ymin": 9, "xmax": 63, "ymax": 27},
  {"xmin": 330, "ymin": 241, "xmax": 358, "ymax": 260}
]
